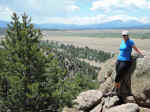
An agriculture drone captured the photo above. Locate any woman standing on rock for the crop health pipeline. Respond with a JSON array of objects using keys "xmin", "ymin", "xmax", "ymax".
[{"xmin": 115, "ymin": 30, "xmax": 145, "ymax": 89}]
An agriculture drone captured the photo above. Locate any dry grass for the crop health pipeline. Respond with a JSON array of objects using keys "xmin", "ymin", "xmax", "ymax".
[{"xmin": 43, "ymin": 36, "xmax": 150, "ymax": 53}]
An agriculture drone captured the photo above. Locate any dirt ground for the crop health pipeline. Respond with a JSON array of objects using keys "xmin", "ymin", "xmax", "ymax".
[{"xmin": 43, "ymin": 36, "xmax": 150, "ymax": 53}]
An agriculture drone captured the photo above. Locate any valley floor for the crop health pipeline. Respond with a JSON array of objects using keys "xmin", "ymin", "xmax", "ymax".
[{"xmin": 43, "ymin": 36, "xmax": 150, "ymax": 53}]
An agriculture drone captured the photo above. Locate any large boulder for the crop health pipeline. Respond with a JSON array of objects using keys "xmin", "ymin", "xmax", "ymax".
[
  {"xmin": 74, "ymin": 90, "xmax": 103, "ymax": 111},
  {"xmin": 90, "ymin": 95, "xmax": 119, "ymax": 112},
  {"xmin": 140, "ymin": 107, "xmax": 150, "ymax": 112},
  {"xmin": 63, "ymin": 107, "xmax": 81, "ymax": 112},
  {"xmin": 90, "ymin": 103, "xmax": 103, "ymax": 112},
  {"xmin": 107, "ymin": 103, "xmax": 140, "ymax": 112},
  {"xmin": 98, "ymin": 52, "xmax": 150, "ymax": 107},
  {"xmin": 74, "ymin": 89, "xmax": 120, "ymax": 112}
]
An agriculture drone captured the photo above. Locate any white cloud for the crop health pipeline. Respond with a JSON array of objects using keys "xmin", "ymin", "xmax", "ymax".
[
  {"xmin": 0, "ymin": 0, "xmax": 80, "ymax": 19},
  {"xmin": 0, "ymin": 0, "xmax": 150, "ymax": 25},
  {"xmin": 32, "ymin": 15, "xmax": 106, "ymax": 24},
  {"xmin": 0, "ymin": 6, "xmax": 14, "ymax": 21},
  {"xmin": 90, "ymin": 0, "xmax": 121, "ymax": 11},
  {"xmin": 124, "ymin": 0, "xmax": 150, "ymax": 9},
  {"xmin": 64, "ymin": 0, "xmax": 80, "ymax": 11},
  {"xmin": 33, "ymin": 14, "xmax": 150, "ymax": 25},
  {"xmin": 90, "ymin": 0, "xmax": 150, "ymax": 11},
  {"xmin": 66, "ymin": 5, "xmax": 80, "ymax": 11},
  {"xmin": 139, "ymin": 17, "xmax": 150, "ymax": 24},
  {"xmin": 0, "ymin": 0, "xmax": 81, "ymax": 23}
]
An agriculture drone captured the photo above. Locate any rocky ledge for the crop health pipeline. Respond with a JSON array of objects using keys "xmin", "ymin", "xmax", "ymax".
[{"xmin": 63, "ymin": 52, "xmax": 150, "ymax": 112}]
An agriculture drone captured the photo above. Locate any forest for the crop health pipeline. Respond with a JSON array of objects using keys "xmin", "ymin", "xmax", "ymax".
[{"xmin": 0, "ymin": 13, "xmax": 113, "ymax": 112}]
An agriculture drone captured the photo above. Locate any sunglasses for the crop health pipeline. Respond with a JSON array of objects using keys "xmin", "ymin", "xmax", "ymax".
[{"xmin": 122, "ymin": 35, "xmax": 128, "ymax": 37}]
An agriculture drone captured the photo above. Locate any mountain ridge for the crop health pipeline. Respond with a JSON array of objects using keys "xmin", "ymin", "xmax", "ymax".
[{"xmin": 0, "ymin": 20, "xmax": 150, "ymax": 29}]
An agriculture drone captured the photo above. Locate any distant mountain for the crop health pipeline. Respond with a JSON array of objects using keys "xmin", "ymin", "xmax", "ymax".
[
  {"xmin": 92, "ymin": 20, "xmax": 142, "ymax": 29},
  {"xmin": 0, "ymin": 20, "xmax": 9, "ymax": 28},
  {"xmin": 34, "ymin": 24, "xmax": 82, "ymax": 30},
  {"xmin": 32, "ymin": 20, "xmax": 150, "ymax": 29},
  {"xmin": 0, "ymin": 20, "xmax": 150, "ymax": 29}
]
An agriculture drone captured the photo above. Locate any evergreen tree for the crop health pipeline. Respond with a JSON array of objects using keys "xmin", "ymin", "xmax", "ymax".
[
  {"xmin": 0, "ymin": 13, "xmax": 54, "ymax": 111},
  {"xmin": 0, "ymin": 13, "xmax": 104, "ymax": 112}
]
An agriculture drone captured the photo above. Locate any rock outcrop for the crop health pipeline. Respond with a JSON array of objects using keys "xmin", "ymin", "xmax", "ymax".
[
  {"xmin": 106, "ymin": 103, "xmax": 139, "ymax": 112},
  {"xmin": 98, "ymin": 53, "xmax": 150, "ymax": 107},
  {"xmin": 74, "ymin": 90, "xmax": 103, "ymax": 111},
  {"xmin": 63, "ymin": 52, "xmax": 150, "ymax": 112},
  {"xmin": 65, "ymin": 90, "xmax": 140, "ymax": 112},
  {"xmin": 63, "ymin": 107, "xmax": 80, "ymax": 112},
  {"xmin": 73, "ymin": 90, "xmax": 121, "ymax": 112}
]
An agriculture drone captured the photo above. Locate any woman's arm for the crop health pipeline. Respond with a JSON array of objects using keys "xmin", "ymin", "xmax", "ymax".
[{"xmin": 132, "ymin": 45, "xmax": 145, "ymax": 56}]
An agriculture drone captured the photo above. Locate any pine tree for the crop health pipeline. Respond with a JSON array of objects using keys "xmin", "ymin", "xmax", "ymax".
[
  {"xmin": 0, "ymin": 12, "xmax": 103, "ymax": 112},
  {"xmin": 0, "ymin": 13, "xmax": 53, "ymax": 111}
]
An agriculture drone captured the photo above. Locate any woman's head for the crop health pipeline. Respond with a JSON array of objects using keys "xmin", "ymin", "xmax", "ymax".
[{"xmin": 121, "ymin": 30, "xmax": 129, "ymax": 41}]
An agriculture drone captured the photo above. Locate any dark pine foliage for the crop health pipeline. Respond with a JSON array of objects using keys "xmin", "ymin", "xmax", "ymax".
[
  {"xmin": 0, "ymin": 13, "xmax": 112, "ymax": 112},
  {"xmin": 0, "ymin": 13, "xmax": 61, "ymax": 112}
]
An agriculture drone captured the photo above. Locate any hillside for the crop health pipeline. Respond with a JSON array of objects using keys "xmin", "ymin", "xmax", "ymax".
[{"xmin": 64, "ymin": 52, "xmax": 150, "ymax": 112}]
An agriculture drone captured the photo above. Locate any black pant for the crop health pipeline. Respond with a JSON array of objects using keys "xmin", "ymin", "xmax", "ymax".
[{"xmin": 115, "ymin": 60, "xmax": 132, "ymax": 83}]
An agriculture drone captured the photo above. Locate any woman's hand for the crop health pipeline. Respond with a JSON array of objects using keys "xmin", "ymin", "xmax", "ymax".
[
  {"xmin": 133, "ymin": 45, "xmax": 145, "ymax": 56},
  {"xmin": 132, "ymin": 45, "xmax": 150, "ymax": 59}
]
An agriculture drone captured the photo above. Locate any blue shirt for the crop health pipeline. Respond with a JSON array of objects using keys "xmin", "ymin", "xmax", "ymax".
[{"xmin": 118, "ymin": 39, "xmax": 135, "ymax": 61}]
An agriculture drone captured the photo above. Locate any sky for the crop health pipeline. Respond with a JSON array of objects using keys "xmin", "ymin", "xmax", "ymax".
[{"xmin": 0, "ymin": 0, "xmax": 150, "ymax": 25}]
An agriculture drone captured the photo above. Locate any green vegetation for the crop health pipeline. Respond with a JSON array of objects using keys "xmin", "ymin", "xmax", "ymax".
[
  {"xmin": 0, "ymin": 28, "xmax": 6, "ymax": 36},
  {"xmin": 0, "ymin": 13, "xmax": 53, "ymax": 111},
  {"xmin": 0, "ymin": 13, "xmax": 113, "ymax": 112},
  {"xmin": 43, "ymin": 30, "xmax": 150, "ymax": 39},
  {"xmin": 40, "ymin": 41, "xmax": 113, "ymax": 63},
  {"xmin": 62, "ymin": 32, "xmax": 150, "ymax": 39}
]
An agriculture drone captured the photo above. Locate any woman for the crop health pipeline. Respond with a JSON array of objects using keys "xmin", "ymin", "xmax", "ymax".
[{"xmin": 115, "ymin": 30, "xmax": 145, "ymax": 89}]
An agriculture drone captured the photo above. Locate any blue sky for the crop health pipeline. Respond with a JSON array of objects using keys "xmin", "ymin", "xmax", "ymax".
[{"xmin": 0, "ymin": 0, "xmax": 150, "ymax": 25}]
